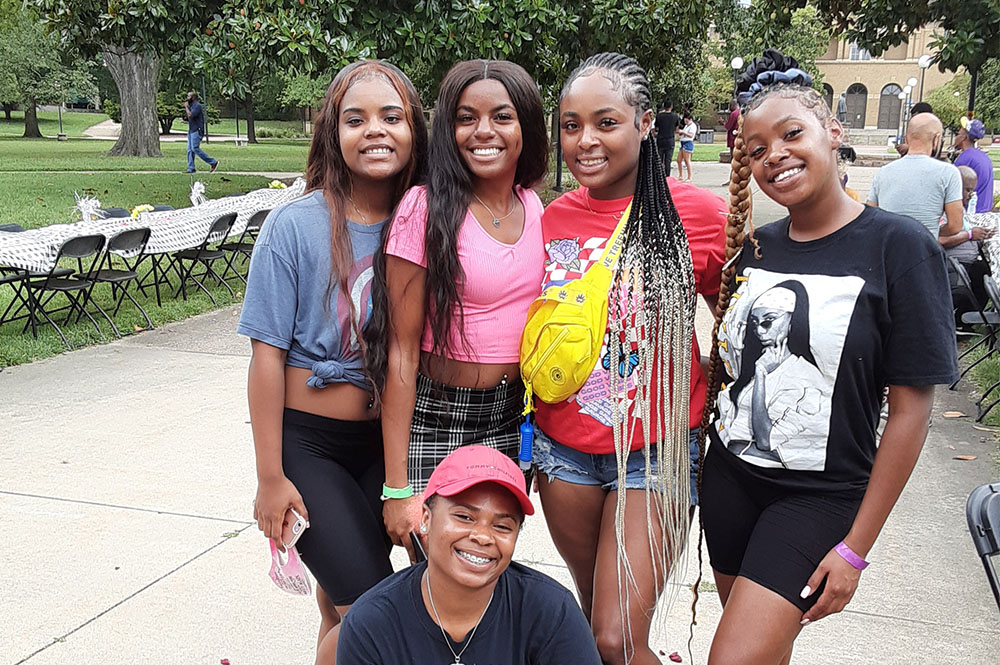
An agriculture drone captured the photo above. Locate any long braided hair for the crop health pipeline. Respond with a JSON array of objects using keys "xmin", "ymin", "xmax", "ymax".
[
  {"xmin": 688, "ymin": 49, "xmax": 822, "ymax": 650},
  {"xmin": 561, "ymin": 52, "xmax": 697, "ymax": 636}
]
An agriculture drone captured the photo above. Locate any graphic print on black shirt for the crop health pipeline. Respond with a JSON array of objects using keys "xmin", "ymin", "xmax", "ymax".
[{"xmin": 716, "ymin": 269, "xmax": 864, "ymax": 470}]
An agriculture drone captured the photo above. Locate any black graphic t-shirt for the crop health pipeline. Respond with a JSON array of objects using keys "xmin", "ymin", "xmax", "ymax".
[{"xmin": 708, "ymin": 205, "xmax": 957, "ymax": 495}]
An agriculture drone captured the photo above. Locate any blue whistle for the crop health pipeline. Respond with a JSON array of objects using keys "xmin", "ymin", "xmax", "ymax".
[{"xmin": 518, "ymin": 418, "xmax": 533, "ymax": 471}]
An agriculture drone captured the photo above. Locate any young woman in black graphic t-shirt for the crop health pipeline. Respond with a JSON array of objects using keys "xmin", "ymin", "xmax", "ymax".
[{"xmin": 696, "ymin": 50, "xmax": 957, "ymax": 664}]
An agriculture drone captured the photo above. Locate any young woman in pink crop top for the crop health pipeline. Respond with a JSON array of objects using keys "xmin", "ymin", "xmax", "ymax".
[{"xmin": 363, "ymin": 59, "xmax": 548, "ymax": 560}]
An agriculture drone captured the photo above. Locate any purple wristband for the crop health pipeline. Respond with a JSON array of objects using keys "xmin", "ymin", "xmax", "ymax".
[{"xmin": 834, "ymin": 541, "xmax": 869, "ymax": 571}]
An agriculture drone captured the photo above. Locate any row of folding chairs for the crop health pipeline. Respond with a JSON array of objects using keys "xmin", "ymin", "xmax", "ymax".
[
  {"xmin": 0, "ymin": 208, "xmax": 269, "ymax": 349},
  {"xmin": 949, "ymin": 256, "xmax": 1000, "ymax": 421}
]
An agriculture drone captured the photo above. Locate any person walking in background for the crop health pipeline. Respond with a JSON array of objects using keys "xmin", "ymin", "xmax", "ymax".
[
  {"xmin": 184, "ymin": 91, "xmax": 219, "ymax": 174},
  {"xmin": 866, "ymin": 112, "xmax": 963, "ymax": 238},
  {"xmin": 676, "ymin": 112, "xmax": 697, "ymax": 182},
  {"xmin": 654, "ymin": 100, "xmax": 679, "ymax": 176},
  {"xmin": 954, "ymin": 118, "xmax": 995, "ymax": 213}
]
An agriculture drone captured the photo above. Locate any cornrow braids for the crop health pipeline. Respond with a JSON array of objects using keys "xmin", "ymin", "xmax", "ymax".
[
  {"xmin": 570, "ymin": 52, "xmax": 697, "ymax": 649},
  {"xmin": 560, "ymin": 52, "xmax": 651, "ymax": 129}
]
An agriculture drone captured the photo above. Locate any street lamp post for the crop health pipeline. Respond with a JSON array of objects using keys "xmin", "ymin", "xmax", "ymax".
[
  {"xmin": 897, "ymin": 91, "xmax": 906, "ymax": 141},
  {"xmin": 902, "ymin": 84, "xmax": 913, "ymax": 136},
  {"xmin": 730, "ymin": 56, "xmax": 744, "ymax": 98},
  {"xmin": 55, "ymin": 81, "xmax": 66, "ymax": 142},
  {"xmin": 918, "ymin": 54, "xmax": 933, "ymax": 102}
]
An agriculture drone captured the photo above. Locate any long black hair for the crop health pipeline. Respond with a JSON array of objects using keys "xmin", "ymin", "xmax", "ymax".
[
  {"xmin": 307, "ymin": 60, "xmax": 427, "ymax": 392},
  {"xmin": 423, "ymin": 59, "xmax": 548, "ymax": 361}
]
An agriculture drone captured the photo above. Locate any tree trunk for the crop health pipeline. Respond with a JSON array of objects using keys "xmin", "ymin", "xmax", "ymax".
[
  {"xmin": 3, "ymin": 103, "xmax": 13, "ymax": 121},
  {"xmin": 22, "ymin": 100, "xmax": 41, "ymax": 138},
  {"xmin": 246, "ymin": 90, "xmax": 257, "ymax": 144},
  {"xmin": 102, "ymin": 47, "xmax": 163, "ymax": 157}
]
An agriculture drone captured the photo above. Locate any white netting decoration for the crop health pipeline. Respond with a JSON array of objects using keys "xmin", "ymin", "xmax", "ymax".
[{"xmin": 190, "ymin": 181, "xmax": 208, "ymax": 206}]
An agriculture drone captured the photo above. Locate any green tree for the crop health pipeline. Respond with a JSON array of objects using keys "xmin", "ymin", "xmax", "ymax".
[
  {"xmin": 927, "ymin": 73, "xmax": 970, "ymax": 131},
  {"xmin": 0, "ymin": 3, "xmax": 95, "ymax": 137},
  {"xmin": 33, "ymin": 0, "xmax": 224, "ymax": 156},
  {"xmin": 975, "ymin": 59, "xmax": 1000, "ymax": 130},
  {"xmin": 750, "ymin": 0, "xmax": 1000, "ymax": 117}
]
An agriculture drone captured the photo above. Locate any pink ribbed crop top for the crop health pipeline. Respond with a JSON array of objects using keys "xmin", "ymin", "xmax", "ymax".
[{"xmin": 384, "ymin": 185, "xmax": 544, "ymax": 363}]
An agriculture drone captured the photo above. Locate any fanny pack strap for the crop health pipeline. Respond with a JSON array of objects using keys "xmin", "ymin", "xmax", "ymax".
[{"xmin": 596, "ymin": 202, "xmax": 632, "ymax": 272}]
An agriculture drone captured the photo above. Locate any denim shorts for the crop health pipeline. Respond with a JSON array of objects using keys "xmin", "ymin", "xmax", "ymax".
[
  {"xmin": 680, "ymin": 140, "xmax": 695, "ymax": 153},
  {"xmin": 533, "ymin": 425, "xmax": 702, "ymax": 503}
]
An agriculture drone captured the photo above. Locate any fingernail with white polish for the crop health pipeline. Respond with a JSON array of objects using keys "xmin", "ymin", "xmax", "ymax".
[
  {"xmin": 800, "ymin": 618, "xmax": 811, "ymax": 626},
  {"xmin": 799, "ymin": 585, "xmax": 811, "ymax": 599}
]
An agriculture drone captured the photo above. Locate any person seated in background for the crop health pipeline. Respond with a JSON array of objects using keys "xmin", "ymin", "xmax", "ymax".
[
  {"xmin": 941, "ymin": 165, "xmax": 994, "ymax": 332},
  {"xmin": 337, "ymin": 445, "xmax": 601, "ymax": 665}
]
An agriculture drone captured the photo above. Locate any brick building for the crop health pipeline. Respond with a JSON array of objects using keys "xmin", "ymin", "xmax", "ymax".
[{"xmin": 816, "ymin": 26, "xmax": 956, "ymax": 132}]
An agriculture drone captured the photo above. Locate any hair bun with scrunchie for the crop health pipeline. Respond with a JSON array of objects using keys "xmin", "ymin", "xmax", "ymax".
[{"xmin": 736, "ymin": 48, "xmax": 813, "ymax": 107}]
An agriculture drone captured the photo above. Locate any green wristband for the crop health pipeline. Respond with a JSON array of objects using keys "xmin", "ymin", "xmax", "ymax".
[{"xmin": 381, "ymin": 483, "xmax": 414, "ymax": 501}]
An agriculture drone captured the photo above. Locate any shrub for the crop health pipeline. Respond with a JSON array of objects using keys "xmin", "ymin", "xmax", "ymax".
[{"xmin": 103, "ymin": 99, "xmax": 120, "ymax": 123}]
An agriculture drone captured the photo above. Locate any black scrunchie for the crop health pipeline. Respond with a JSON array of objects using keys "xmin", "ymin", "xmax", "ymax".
[{"xmin": 736, "ymin": 49, "xmax": 812, "ymax": 107}]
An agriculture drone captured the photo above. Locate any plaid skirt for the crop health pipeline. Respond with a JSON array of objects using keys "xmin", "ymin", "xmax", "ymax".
[{"xmin": 409, "ymin": 372, "xmax": 523, "ymax": 491}]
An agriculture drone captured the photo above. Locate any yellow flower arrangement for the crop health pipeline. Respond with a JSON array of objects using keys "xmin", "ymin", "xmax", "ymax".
[
  {"xmin": 131, "ymin": 204, "xmax": 154, "ymax": 218},
  {"xmin": 269, "ymin": 180, "xmax": 288, "ymax": 189}
]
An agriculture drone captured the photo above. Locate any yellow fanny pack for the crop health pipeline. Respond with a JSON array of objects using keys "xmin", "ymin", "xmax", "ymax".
[{"xmin": 519, "ymin": 204, "xmax": 631, "ymax": 412}]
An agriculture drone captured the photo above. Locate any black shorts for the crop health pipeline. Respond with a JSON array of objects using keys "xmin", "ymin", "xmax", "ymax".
[
  {"xmin": 700, "ymin": 446, "xmax": 862, "ymax": 612},
  {"xmin": 282, "ymin": 408, "xmax": 392, "ymax": 605}
]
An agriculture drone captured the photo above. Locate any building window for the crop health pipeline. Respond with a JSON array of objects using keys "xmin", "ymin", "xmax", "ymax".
[{"xmin": 849, "ymin": 43, "xmax": 872, "ymax": 61}]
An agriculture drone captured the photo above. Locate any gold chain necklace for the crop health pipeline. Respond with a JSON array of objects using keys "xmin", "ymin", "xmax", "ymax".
[
  {"xmin": 585, "ymin": 190, "xmax": 628, "ymax": 222},
  {"xmin": 473, "ymin": 191, "xmax": 517, "ymax": 228},
  {"xmin": 346, "ymin": 196, "xmax": 369, "ymax": 225}
]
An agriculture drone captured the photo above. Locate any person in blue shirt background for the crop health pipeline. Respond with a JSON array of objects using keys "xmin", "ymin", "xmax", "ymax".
[{"xmin": 184, "ymin": 91, "xmax": 218, "ymax": 174}]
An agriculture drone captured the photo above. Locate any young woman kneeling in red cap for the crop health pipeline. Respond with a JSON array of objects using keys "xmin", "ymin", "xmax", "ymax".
[{"xmin": 337, "ymin": 445, "xmax": 600, "ymax": 665}]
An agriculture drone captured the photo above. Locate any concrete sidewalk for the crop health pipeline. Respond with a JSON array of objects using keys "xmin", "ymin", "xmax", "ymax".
[{"xmin": 2, "ymin": 166, "xmax": 998, "ymax": 664}]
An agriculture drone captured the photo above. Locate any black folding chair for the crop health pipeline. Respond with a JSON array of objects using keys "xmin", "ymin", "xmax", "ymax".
[
  {"xmin": 0, "ymin": 224, "xmax": 74, "ymax": 328},
  {"xmin": 25, "ymin": 234, "xmax": 110, "ymax": 349},
  {"xmin": 152, "ymin": 204, "xmax": 174, "ymax": 211},
  {"xmin": 98, "ymin": 207, "xmax": 131, "ymax": 219},
  {"xmin": 967, "ymin": 483, "xmax": 1000, "ymax": 612},
  {"xmin": 90, "ymin": 228, "xmax": 154, "ymax": 335},
  {"xmin": 968, "ymin": 276, "xmax": 1000, "ymax": 421},
  {"xmin": 219, "ymin": 208, "xmax": 269, "ymax": 285},
  {"xmin": 172, "ymin": 212, "xmax": 237, "ymax": 305},
  {"xmin": 950, "ymin": 257, "xmax": 999, "ymax": 389}
]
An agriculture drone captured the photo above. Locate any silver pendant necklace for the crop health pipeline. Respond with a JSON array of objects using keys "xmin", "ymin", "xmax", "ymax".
[
  {"xmin": 473, "ymin": 191, "xmax": 517, "ymax": 228},
  {"xmin": 425, "ymin": 569, "xmax": 494, "ymax": 665}
]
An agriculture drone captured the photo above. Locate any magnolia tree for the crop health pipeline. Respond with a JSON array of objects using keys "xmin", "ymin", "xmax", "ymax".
[{"xmin": 33, "ymin": 0, "xmax": 224, "ymax": 156}]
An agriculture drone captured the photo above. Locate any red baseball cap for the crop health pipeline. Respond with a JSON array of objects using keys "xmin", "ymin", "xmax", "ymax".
[{"xmin": 424, "ymin": 445, "xmax": 535, "ymax": 516}]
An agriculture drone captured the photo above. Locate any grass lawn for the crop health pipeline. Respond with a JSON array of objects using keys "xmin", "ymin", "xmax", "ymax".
[
  {"xmin": 0, "ymin": 172, "xmax": 273, "ymax": 228},
  {"xmin": 204, "ymin": 118, "xmax": 307, "ymax": 138},
  {"xmin": 0, "ymin": 110, "xmax": 109, "ymax": 138},
  {"xmin": 0, "ymin": 264, "xmax": 242, "ymax": 367},
  {"xmin": 0, "ymin": 136, "xmax": 309, "ymax": 173}
]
